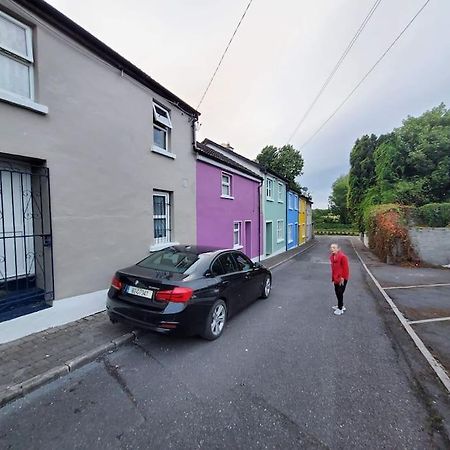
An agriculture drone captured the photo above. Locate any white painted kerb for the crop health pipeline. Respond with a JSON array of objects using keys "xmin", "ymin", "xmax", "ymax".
[{"xmin": 0, "ymin": 289, "xmax": 107, "ymax": 344}]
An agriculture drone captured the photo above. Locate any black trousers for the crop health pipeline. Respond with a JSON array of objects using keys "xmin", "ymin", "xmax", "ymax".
[{"xmin": 334, "ymin": 280, "xmax": 348, "ymax": 309}]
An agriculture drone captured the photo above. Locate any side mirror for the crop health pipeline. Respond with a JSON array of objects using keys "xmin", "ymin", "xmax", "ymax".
[{"xmin": 253, "ymin": 262, "xmax": 261, "ymax": 269}]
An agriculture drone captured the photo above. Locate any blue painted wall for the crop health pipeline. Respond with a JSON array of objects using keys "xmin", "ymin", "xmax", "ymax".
[{"xmin": 287, "ymin": 191, "xmax": 299, "ymax": 250}]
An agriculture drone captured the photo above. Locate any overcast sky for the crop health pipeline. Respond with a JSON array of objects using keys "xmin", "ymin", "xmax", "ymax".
[{"xmin": 48, "ymin": 0, "xmax": 450, "ymax": 207}]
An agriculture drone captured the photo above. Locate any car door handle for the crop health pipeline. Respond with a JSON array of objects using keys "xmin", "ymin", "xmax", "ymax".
[{"xmin": 221, "ymin": 280, "xmax": 230, "ymax": 286}]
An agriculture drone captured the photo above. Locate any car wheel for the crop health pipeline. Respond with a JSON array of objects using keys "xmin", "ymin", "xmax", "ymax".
[
  {"xmin": 260, "ymin": 275, "xmax": 272, "ymax": 299},
  {"xmin": 201, "ymin": 299, "xmax": 227, "ymax": 340}
]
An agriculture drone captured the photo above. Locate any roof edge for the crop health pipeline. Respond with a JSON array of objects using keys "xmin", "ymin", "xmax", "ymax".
[{"xmin": 14, "ymin": 0, "xmax": 199, "ymax": 117}]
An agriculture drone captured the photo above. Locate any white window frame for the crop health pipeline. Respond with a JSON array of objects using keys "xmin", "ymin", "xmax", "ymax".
[
  {"xmin": 266, "ymin": 178, "xmax": 274, "ymax": 201},
  {"xmin": 153, "ymin": 102, "xmax": 172, "ymax": 129},
  {"xmin": 288, "ymin": 223, "xmax": 293, "ymax": 243},
  {"xmin": 152, "ymin": 102, "xmax": 173, "ymax": 158},
  {"xmin": 278, "ymin": 182, "xmax": 284, "ymax": 203},
  {"xmin": 221, "ymin": 172, "xmax": 233, "ymax": 199},
  {"xmin": 294, "ymin": 195, "xmax": 298, "ymax": 211},
  {"xmin": 277, "ymin": 219, "xmax": 284, "ymax": 243},
  {"xmin": 233, "ymin": 221, "xmax": 242, "ymax": 249},
  {"xmin": 0, "ymin": 11, "xmax": 47, "ymax": 113},
  {"xmin": 153, "ymin": 191, "xmax": 171, "ymax": 245}
]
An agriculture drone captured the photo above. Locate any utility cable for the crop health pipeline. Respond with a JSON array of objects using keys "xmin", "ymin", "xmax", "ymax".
[
  {"xmin": 298, "ymin": 0, "xmax": 431, "ymax": 150},
  {"xmin": 287, "ymin": 0, "xmax": 383, "ymax": 143},
  {"xmin": 196, "ymin": 0, "xmax": 254, "ymax": 110}
]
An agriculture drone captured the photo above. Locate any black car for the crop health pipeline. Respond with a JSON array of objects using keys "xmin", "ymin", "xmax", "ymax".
[{"xmin": 106, "ymin": 245, "xmax": 272, "ymax": 340}]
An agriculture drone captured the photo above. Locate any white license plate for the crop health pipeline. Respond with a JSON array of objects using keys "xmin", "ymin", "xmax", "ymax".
[{"xmin": 126, "ymin": 285, "xmax": 154, "ymax": 299}]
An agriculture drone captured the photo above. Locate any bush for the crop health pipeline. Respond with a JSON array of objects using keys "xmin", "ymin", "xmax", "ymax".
[
  {"xmin": 416, "ymin": 203, "xmax": 450, "ymax": 227},
  {"xmin": 364, "ymin": 204, "xmax": 418, "ymax": 264}
]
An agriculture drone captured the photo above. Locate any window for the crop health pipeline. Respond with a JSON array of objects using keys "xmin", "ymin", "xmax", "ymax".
[
  {"xmin": 221, "ymin": 173, "xmax": 232, "ymax": 198},
  {"xmin": 266, "ymin": 178, "xmax": 274, "ymax": 200},
  {"xmin": 153, "ymin": 102, "xmax": 172, "ymax": 156},
  {"xmin": 294, "ymin": 196, "xmax": 298, "ymax": 211},
  {"xmin": 0, "ymin": 11, "xmax": 34, "ymax": 100},
  {"xmin": 212, "ymin": 253, "xmax": 237, "ymax": 275},
  {"xmin": 288, "ymin": 193, "xmax": 293, "ymax": 210},
  {"xmin": 277, "ymin": 220, "xmax": 284, "ymax": 243},
  {"xmin": 278, "ymin": 182, "xmax": 283, "ymax": 203},
  {"xmin": 233, "ymin": 222, "xmax": 242, "ymax": 248},
  {"xmin": 288, "ymin": 224, "xmax": 293, "ymax": 243},
  {"xmin": 153, "ymin": 191, "xmax": 171, "ymax": 244},
  {"xmin": 232, "ymin": 252, "xmax": 253, "ymax": 272}
]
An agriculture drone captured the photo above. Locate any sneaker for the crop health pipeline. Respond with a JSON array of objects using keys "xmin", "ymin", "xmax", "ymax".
[
  {"xmin": 332, "ymin": 306, "xmax": 346, "ymax": 311},
  {"xmin": 334, "ymin": 308, "xmax": 344, "ymax": 316}
]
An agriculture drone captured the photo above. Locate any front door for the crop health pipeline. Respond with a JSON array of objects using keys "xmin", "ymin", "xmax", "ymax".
[
  {"xmin": 265, "ymin": 222, "xmax": 272, "ymax": 256},
  {"xmin": 244, "ymin": 221, "xmax": 252, "ymax": 257}
]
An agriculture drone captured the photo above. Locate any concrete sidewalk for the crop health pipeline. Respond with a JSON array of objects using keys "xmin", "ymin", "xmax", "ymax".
[{"xmin": 0, "ymin": 243, "xmax": 315, "ymax": 408}]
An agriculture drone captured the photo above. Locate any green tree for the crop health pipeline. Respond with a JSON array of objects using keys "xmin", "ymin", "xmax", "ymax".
[
  {"xmin": 255, "ymin": 144, "xmax": 305, "ymax": 191},
  {"xmin": 328, "ymin": 174, "xmax": 350, "ymax": 224}
]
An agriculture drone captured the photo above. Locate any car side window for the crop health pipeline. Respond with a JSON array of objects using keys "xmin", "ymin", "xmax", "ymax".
[
  {"xmin": 212, "ymin": 254, "xmax": 237, "ymax": 275},
  {"xmin": 233, "ymin": 252, "xmax": 253, "ymax": 272}
]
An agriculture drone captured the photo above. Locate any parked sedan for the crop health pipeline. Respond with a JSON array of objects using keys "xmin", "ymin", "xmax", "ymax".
[{"xmin": 106, "ymin": 245, "xmax": 272, "ymax": 340}]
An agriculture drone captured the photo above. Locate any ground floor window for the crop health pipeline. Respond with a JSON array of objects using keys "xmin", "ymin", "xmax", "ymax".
[
  {"xmin": 233, "ymin": 221, "xmax": 241, "ymax": 248},
  {"xmin": 277, "ymin": 220, "xmax": 284, "ymax": 243},
  {"xmin": 288, "ymin": 223, "xmax": 293, "ymax": 243},
  {"xmin": 153, "ymin": 191, "xmax": 171, "ymax": 245}
]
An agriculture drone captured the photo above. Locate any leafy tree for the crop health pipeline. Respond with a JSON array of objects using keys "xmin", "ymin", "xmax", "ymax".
[
  {"xmin": 255, "ymin": 144, "xmax": 305, "ymax": 191},
  {"xmin": 348, "ymin": 134, "xmax": 378, "ymax": 230},
  {"xmin": 328, "ymin": 174, "xmax": 350, "ymax": 224}
]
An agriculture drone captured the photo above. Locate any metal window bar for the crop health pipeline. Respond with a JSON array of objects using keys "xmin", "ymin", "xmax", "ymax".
[{"xmin": 153, "ymin": 193, "xmax": 172, "ymax": 245}]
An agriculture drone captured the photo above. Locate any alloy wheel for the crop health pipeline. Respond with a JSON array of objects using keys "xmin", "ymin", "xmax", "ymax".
[{"xmin": 211, "ymin": 304, "xmax": 226, "ymax": 336}]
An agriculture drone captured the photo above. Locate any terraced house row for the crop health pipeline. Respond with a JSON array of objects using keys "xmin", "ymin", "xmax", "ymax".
[{"xmin": 0, "ymin": 0, "xmax": 313, "ymax": 324}]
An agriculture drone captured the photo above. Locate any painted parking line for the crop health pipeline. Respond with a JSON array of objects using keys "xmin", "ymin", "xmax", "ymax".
[
  {"xmin": 351, "ymin": 239, "xmax": 450, "ymax": 394},
  {"xmin": 383, "ymin": 283, "xmax": 450, "ymax": 290},
  {"xmin": 409, "ymin": 316, "xmax": 450, "ymax": 325}
]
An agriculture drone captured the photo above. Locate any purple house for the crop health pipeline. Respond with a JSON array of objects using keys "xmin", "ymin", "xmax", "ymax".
[{"xmin": 196, "ymin": 142, "xmax": 263, "ymax": 260}]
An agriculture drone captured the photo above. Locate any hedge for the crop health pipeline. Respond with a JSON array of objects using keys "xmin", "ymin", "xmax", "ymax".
[{"xmin": 416, "ymin": 203, "xmax": 450, "ymax": 227}]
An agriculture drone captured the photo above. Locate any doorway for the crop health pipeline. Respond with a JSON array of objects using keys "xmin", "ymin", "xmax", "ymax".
[
  {"xmin": 244, "ymin": 221, "xmax": 252, "ymax": 257},
  {"xmin": 265, "ymin": 222, "xmax": 273, "ymax": 256}
]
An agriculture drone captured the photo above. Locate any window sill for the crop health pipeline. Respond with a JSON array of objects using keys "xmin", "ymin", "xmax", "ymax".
[
  {"xmin": 221, "ymin": 195, "xmax": 234, "ymax": 200},
  {"xmin": 0, "ymin": 90, "xmax": 48, "ymax": 114},
  {"xmin": 277, "ymin": 239, "xmax": 285, "ymax": 244},
  {"xmin": 278, "ymin": 200, "xmax": 284, "ymax": 204},
  {"xmin": 233, "ymin": 244, "xmax": 243, "ymax": 250},
  {"xmin": 267, "ymin": 197, "xmax": 274, "ymax": 202},
  {"xmin": 152, "ymin": 147, "xmax": 176, "ymax": 159},
  {"xmin": 149, "ymin": 241, "xmax": 180, "ymax": 252}
]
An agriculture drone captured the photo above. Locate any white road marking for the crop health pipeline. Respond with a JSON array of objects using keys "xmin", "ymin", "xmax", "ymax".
[
  {"xmin": 351, "ymin": 239, "xmax": 450, "ymax": 394},
  {"xmin": 409, "ymin": 316, "xmax": 450, "ymax": 325},
  {"xmin": 384, "ymin": 283, "xmax": 450, "ymax": 290}
]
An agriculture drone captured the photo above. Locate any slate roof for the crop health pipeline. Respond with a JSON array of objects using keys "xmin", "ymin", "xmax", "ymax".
[{"xmin": 196, "ymin": 142, "xmax": 262, "ymax": 180}]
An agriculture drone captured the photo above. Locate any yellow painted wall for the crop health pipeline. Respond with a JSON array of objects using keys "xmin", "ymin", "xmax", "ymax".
[{"xmin": 299, "ymin": 197, "xmax": 307, "ymax": 244}]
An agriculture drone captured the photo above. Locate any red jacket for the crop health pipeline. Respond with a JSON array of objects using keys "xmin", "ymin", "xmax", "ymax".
[{"xmin": 330, "ymin": 251, "xmax": 350, "ymax": 283}]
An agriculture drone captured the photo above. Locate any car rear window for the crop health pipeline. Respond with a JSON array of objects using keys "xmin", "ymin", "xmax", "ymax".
[{"xmin": 137, "ymin": 248, "xmax": 199, "ymax": 273}]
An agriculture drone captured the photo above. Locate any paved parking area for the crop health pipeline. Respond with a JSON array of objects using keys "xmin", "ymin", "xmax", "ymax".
[{"xmin": 352, "ymin": 239, "xmax": 450, "ymax": 392}]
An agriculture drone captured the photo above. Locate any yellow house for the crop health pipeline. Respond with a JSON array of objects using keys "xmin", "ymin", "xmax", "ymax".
[{"xmin": 298, "ymin": 196, "xmax": 307, "ymax": 245}]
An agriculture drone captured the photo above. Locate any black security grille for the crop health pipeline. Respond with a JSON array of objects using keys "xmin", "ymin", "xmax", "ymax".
[
  {"xmin": 153, "ymin": 192, "xmax": 172, "ymax": 245},
  {"xmin": 0, "ymin": 160, "xmax": 54, "ymax": 317}
]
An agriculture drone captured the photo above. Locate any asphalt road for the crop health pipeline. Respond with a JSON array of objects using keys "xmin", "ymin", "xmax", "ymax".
[{"xmin": 1, "ymin": 237, "xmax": 449, "ymax": 449}]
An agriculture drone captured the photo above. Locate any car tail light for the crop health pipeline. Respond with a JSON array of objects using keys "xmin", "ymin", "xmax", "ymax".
[
  {"xmin": 111, "ymin": 275, "xmax": 123, "ymax": 291},
  {"xmin": 155, "ymin": 287, "xmax": 193, "ymax": 303}
]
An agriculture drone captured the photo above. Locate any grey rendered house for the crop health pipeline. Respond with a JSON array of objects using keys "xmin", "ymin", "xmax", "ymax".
[{"xmin": 0, "ymin": 0, "xmax": 199, "ymax": 322}]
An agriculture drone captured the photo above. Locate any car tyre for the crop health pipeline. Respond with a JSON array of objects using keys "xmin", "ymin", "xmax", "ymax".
[
  {"xmin": 201, "ymin": 299, "xmax": 227, "ymax": 340},
  {"xmin": 260, "ymin": 275, "xmax": 272, "ymax": 299}
]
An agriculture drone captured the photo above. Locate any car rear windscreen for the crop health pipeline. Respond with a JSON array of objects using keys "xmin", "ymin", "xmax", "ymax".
[{"xmin": 137, "ymin": 248, "xmax": 199, "ymax": 273}]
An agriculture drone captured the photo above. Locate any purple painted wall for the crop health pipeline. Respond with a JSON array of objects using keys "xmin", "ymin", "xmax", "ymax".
[{"xmin": 197, "ymin": 160, "xmax": 261, "ymax": 259}]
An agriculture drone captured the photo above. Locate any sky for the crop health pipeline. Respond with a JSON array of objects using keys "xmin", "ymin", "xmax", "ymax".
[{"xmin": 47, "ymin": 0, "xmax": 450, "ymax": 208}]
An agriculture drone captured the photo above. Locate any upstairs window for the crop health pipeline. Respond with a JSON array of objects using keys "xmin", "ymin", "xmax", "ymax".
[
  {"xmin": 221, "ymin": 173, "xmax": 232, "ymax": 198},
  {"xmin": 0, "ymin": 11, "xmax": 34, "ymax": 100},
  {"xmin": 278, "ymin": 182, "xmax": 283, "ymax": 203},
  {"xmin": 153, "ymin": 102, "xmax": 172, "ymax": 155},
  {"xmin": 266, "ymin": 178, "xmax": 274, "ymax": 200}
]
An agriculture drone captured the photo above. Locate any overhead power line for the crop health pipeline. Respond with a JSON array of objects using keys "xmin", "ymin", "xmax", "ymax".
[
  {"xmin": 298, "ymin": 0, "xmax": 431, "ymax": 150},
  {"xmin": 287, "ymin": 0, "xmax": 383, "ymax": 143},
  {"xmin": 196, "ymin": 0, "xmax": 254, "ymax": 110}
]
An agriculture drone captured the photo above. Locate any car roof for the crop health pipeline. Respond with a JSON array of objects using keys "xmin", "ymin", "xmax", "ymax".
[{"xmin": 169, "ymin": 244, "xmax": 227, "ymax": 256}]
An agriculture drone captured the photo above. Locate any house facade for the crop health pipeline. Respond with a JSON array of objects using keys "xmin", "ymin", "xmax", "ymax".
[
  {"xmin": 0, "ymin": 0, "xmax": 198, "ymax": 321},
  {"xmin": 299, "ymin": 196, "xmax": 307, "ymax": 245},
  {"xmin": 287, "ymin": 190, "xmax": 299, "ymax": 250},
  {"xmin": 196, "ymin": 143, "xmax": 262, "ymax": 259}
]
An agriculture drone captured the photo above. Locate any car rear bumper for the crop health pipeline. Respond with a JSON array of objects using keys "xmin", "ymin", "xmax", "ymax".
[{"xmin": 106, "ymin": 296, "xmax": 205, "ymax": 336}]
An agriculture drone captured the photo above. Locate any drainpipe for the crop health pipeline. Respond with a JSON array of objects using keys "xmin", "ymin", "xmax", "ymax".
[{"xmin": 258, "ymin": 179, "xmax": 263, "ymax": 262}]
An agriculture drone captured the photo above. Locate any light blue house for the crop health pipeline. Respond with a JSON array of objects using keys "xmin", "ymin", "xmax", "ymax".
[{"xmin": 287, "ymin": 190, "xmax": 299, "ymax": 250}]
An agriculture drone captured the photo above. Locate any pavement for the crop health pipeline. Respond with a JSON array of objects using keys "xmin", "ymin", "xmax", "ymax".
[
  {"xmin": 1, "ymin": 236, "xmax": 449, "ymax": 449},
  {"xmin": 0, "ymin": 242, "xmax": 314, "ymax": 408}
]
